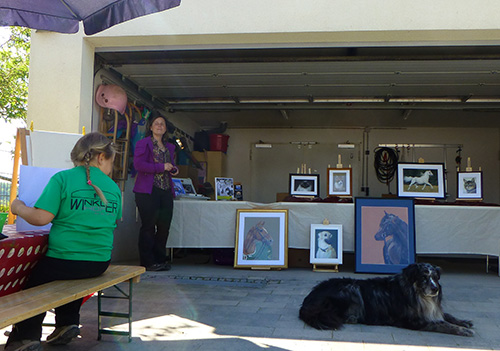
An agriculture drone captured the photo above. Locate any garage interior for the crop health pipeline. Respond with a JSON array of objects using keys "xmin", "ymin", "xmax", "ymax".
[{"xmin": 94, "ymin": 45, "xmax": 500, "ymax": 203}]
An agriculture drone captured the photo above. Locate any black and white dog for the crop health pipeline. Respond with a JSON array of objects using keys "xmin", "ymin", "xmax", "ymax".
[{"xmin": 299, "ymin": 263, "xmax": 474, "ymax": 336}]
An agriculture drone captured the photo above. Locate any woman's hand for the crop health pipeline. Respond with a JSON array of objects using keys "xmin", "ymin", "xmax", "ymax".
[
  {"xmin": 164, "ymin": 162, "xmax": 175, "ymax": 172},
  {"xmin": 10, "ymin": 198, "xmax": 55, "ymax": 226},
  {"xmin": 170, "ymin": 167, "xmax": 179, "ymax": 176}
]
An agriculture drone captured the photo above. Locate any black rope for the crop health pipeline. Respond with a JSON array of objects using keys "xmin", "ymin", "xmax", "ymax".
[{"xmin": 373, "ymin": 147, "xmax": 399, "ymax": 186}]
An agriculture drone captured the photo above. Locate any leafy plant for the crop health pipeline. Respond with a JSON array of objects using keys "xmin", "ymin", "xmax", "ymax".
[{"xmin": 0, "ymin": 27, "xmax": 31, "ymax": 122}]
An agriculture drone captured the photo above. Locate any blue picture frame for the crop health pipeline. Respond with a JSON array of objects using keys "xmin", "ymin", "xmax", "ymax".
[{"xmin": 355, "ymin": 197, "xmax": 416, "ymax": 274}]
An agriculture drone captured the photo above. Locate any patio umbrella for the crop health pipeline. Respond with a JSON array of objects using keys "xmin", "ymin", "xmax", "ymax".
[{"xmin": 0, "ymin": 0, "xmax": 181, "ymax": 35}]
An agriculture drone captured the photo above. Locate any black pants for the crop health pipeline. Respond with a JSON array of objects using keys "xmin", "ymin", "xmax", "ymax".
[
  {"xmin": 135, "ymin": 186, "xmax": 174, "ymax": 267},
  {"xmin": 7, "ymin": 257, "xmax": 110, "ymax": 342}
]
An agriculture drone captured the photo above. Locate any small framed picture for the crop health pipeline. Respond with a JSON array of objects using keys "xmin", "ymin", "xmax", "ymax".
[
  {"xmin": 172, "ymin": 178, "xmax": 186, "ymax": 197},
  {"xmin": 457, "ymin": 171, "xmax": 483, "ymax": 199},
  {"xmin": 234, "ymin": 209, "xmax": 288, "ymax": 269},
  {"xmin": 355, "ymin": 197, "xmax": 416, "ymax": 274},
  {"xmin": 327, "ymin": 168, "xmax": 352, "ymax": 196},
  {"xmin": 310, "ymin": 224, "xmax": 343, "ymax": 265},
  {"xmin": 180, "ymin": 178, "xmax": 196, "ymax": 194},
  {"xmin": 397, "ymin": 163, "xmax": 445, "ymax": 199},
  {"xmin": 215, "ymin": 177, "xmax": 234, "ymax": 201},
  {"xmin": 289, "ymin": 173, "xmax": 319, "ymax": 197}
]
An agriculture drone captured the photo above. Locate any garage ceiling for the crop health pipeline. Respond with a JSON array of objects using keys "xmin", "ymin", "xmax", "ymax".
[{"xmin": 96, "ymin": 46, "xmax": 500, "ymax": 128}]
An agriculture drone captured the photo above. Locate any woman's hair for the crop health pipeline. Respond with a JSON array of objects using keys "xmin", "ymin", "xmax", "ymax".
[
  {"xmin": 70, "ymin": 132, "xmax": 117, "ymax": 204},
  {"xmin": 145, "ymin": 113, "xmax": 169, "ymax": 143}
]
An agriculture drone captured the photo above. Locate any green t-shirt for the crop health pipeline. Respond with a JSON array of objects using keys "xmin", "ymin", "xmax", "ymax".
[{"xmin": 35, "ymin": 166, "xmax": 122, "ymax": 261}]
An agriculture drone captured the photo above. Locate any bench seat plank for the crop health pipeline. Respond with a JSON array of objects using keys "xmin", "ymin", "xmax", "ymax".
[{"xmin": 0, "ymin": 265, "xmax": 145, "ymax": 329}]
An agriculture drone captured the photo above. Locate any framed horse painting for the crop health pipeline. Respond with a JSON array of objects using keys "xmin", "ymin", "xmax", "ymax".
[
  {"xmin": 354, "ymin": 197, "xmax": 416, "ymax": 273},
  {"xmin": 234, "ymin": 209, "xmax": 288, "ymax": 269},
  {"xmin": 396, "ymin": 162, "xmax": 445, "ymax": 199}
]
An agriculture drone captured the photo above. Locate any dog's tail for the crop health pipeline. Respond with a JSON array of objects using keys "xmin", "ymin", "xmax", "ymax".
[{"xmin": 299, "ymin": 300, "xmax": 345, "ymax": 330}]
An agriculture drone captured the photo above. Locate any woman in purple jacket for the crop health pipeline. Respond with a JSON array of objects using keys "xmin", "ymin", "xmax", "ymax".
[{"xmin": 133, "ymin": 113, "xmax": 179, "ymax": 271}]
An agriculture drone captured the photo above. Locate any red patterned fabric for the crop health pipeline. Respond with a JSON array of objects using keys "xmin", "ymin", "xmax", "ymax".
[{"xmin": 0, "ymin": 225, "xmax": 49, "ymax": 297}]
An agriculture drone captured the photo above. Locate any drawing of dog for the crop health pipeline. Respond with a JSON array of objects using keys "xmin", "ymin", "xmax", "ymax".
[
  {"xmin": 315, "ymin": 231, "xmax": 337, "ymax": 259},
  {"xmin": 299, "ymin": 263, "xmax": 474, "ymax": 336}
]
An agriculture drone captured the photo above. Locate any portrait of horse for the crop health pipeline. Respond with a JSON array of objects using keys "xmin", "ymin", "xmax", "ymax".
[
  {"xmin": 404, "ymin": 170, "xmax": 434, "ymax": 190},
  {"xmin": 243, "ymin": 221, "xmax": 273, "ymax": 260},
  {"xmin": 374, "ymin": 211, "xmax": 409, "ymax": 265}
]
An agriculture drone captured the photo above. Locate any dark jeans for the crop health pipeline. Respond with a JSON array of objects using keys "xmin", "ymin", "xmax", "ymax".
[
  {"xmin": 135, "ymin": 186, "xmax": 174, "ymax": 267},
  {"xmin": 7, "ymin": 256, "xmax": 110, "ymax": 342}
]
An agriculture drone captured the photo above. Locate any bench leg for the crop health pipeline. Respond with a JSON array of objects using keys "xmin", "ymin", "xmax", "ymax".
[{"xmin": 97, "ymin": 278, "xmax": 134, "ymax": 342}]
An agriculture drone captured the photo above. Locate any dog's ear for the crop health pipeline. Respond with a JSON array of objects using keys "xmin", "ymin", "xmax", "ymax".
[
  {"xmin": 402, "ymin": 263, "xmax": 419, "ymax": 281},
  {"xmin": 433, "ymin": 265, "xmax": 442, "ymax": 279}
]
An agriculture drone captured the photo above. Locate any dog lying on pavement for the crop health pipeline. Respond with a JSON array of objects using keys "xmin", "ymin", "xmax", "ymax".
[{"xmin": 299, "ymin": 263, "xmax": 474, "ymax": 336}]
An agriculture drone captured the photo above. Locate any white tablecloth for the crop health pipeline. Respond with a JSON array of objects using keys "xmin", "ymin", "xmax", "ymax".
[{"xmin": 168, "ymin": 200, "xmax": 500, "ymax": 257}]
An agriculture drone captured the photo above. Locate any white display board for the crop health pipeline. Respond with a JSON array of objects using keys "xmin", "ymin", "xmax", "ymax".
[{"xmin": 29, "ymin": 130, "xmax": 82, "ymax": 169}]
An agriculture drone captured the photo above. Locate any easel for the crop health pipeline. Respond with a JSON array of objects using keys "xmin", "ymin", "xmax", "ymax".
[
  {"xmin": 326, "ymin": 155, "xmax": 353, "ymax": 201},
  {"xmin": 312, "ymin": 219, "xmax": 340, "ymax": 273},
  {"xmin": 459, "ymin": 157, "xmax": 483, "ymax": 202},
  {"xmin": 8, "ymin": 126, "xmax": 85, "ymax": 225},
  {"xmin": 7, "ymin": 128, "xmax": 30, "ymax": 224}
]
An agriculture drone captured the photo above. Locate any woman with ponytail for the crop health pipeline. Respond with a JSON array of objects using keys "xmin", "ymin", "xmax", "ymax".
[{"xmin": 5, "ymin": 132, "xmax": 121, "ymax": 351}]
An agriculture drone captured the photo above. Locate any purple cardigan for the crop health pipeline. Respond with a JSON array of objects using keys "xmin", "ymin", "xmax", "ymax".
[{"xmin": 133, "ymin": 136, "xmax": 177, "ymax": 197}]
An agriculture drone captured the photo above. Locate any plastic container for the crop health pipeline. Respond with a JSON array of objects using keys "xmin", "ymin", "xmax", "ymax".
[{"xmin": 209, "ymin": 134, "xmax": 230, "ymax": 153}]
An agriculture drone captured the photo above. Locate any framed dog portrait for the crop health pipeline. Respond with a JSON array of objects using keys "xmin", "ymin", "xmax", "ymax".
[
  {"xmin": 234, "ymin": 209, "xmax": 288, "ymax": 269},
  {"xmin": 457, "ymin": 171, "xmax": 483, "ymax": 200},
  {"xmin": 215, "ymin": 177, "xmax": 234, "ymax": 201},
  {"xmin": 397, "ymin": 163, "xmax": 445, "ymax": 199},
  {"xmin": 355, "ymin": 197, "xmax": 416, "ymax": 274},
  {"xmin": 289, "ymin": 173, "xmax": 319, "ymax": 197},
  {"xmin": 327, "ymin": 168, "xmax": 352, "ymax": 197},
  {"xmin": 309, "ymin": 224, "xmax": 343, "ymax": 265}
]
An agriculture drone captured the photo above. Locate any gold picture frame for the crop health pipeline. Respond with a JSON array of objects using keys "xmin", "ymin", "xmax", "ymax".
[{"xmin": 234, "ymin": 209, "xmax": 288, "ymax": 269}]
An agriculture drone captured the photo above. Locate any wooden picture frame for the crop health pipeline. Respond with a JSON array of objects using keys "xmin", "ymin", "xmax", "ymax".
[
  {"xmin": 234, "ymin": 209, "xmax": 288, "ymax": 269},
  {"xmin": 355, "ymin": 197, "xmax": 416, "ymax": 273},
  {"xmin": 289, "ymin": 173, "xmax": 319, "ymax": 197},
  {"xmin": 457, "ymin": 171, "xmax": 483, "ymax": 200},
  {"xmin": 309, "ymin": 223, "xmax": 343, "ymax": 265},
  {"xmin": 397, "ymin": 162, "xmax": 445, "ymax": 199},
  {"xmin": 327, "ymin": 168, "xmax": 352, "ymax": 196}
]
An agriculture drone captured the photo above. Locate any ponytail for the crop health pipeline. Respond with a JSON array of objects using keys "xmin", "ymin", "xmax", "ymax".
[{"xmin": 71, "ymin": 132, "xmax": 117, "ymax": 204}]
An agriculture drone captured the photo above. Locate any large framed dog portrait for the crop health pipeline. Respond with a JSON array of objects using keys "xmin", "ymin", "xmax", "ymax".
[
  {"xmin": 234, "ymin": 209, "xmax": 288, "ymax": 269},
  {"xmin": 355, "ymin": 197, "xmax": 416, "ymax": 274},
  {"xmin": 289, "ymin": 173, "xmax": 319, "ymax": 197},
  {"xmin": 327, "ymin": 168, "xmax": 352, "ymax": 197},
  {"xmin": 397, "ymin": 163, "xmax": 445, "ymax": 199},
  {"xmin": 457, "ymin": 171, "xmax": 483, "ymax": 200},
  {"xmin": 309, "ymin": 224, "xmax": 343, "ymax": 265}
]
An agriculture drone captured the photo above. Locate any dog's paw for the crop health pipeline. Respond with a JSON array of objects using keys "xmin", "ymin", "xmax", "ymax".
[
  {"xmin": 459, "ymin": 327, "xmax": 475, "ymax": 337},
  {"xmin": 459, "ymin": 320, "xmax": 474, "ymax": 328}
]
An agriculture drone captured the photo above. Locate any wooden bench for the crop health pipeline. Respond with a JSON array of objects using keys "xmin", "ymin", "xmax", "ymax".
[{"xmin": 0, "ymin": 265, "xmax": 145, "ymax": 342}]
